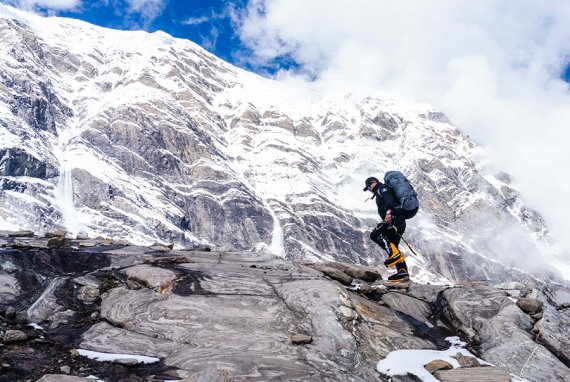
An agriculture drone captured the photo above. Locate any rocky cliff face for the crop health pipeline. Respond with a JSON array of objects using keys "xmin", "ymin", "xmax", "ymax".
[
  {"xmin": 0, "ymin": 232, "xmax": 569, "ymax": 382},
  {"xmin": 0, "ymin": 5, "xmax": 560, "ymax": 284}
]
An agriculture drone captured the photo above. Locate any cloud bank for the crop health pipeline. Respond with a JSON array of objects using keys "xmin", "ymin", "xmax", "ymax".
[
  {"xmin": 234, "ymin": 0, "xmax": 570, "ymax": 255},
  {"xmin": 4, "ymin": 0, "xmax": 80, "ymax": 11},
  {"xmin": 5, "ymin": 0, "xmax": 168, "ymax": 25}
]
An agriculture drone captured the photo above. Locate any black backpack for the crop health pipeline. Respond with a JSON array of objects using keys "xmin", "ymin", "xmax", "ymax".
[{"xmin": 384, "ymin": 171, "xmax": 419, "ymax": 219}]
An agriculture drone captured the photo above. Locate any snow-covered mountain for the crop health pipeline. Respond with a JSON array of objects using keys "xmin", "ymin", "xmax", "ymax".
[{"xmin": 0, "ymin": 4, "xmax": 563, "ymax": 284}]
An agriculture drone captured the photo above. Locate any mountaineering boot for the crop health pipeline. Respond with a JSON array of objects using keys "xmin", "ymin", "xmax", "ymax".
[
  {"xmin": 388, "ymin": 267, "xmax": 410, "ymax": 282},
  {"xmin": 383, "ymin": 242, "xmax": 405, "ymax": 268}
]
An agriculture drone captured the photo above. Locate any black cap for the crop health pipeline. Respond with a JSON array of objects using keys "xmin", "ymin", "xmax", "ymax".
[{"xmin": 363, "ymin": 177, "xmax": 379, "ymax": 191}]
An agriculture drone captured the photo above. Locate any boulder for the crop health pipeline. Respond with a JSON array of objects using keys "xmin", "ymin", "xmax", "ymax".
[
  {"xmin": 45, "ymin": 230, "xmax": 67, "ymax": 238},
  {"xmin": 343, "ymin": 264, "xmax": 381, "ymax": 282},
  {"xmin": 318, "ymin": 266, "xmax": 353, "ymax": 285},
  {"xmin": 424, "ymin": 359, "xmax": 453, "ymax": 374},
  {"xmin": 47, "ymin": 237, "xmax": 71, "ymax": 249},
  {"xmin": 453, "ymin": 352, "xmax": 480, "ymax": 367},
  {"xmin": 121, "ymin": 264, "xmax": 178, "ymax": 290},
  {"xmin": 291, "ymin": 334, "xmax": 312, "ymax": 345},
  {"xmin": 3, "ymin": 329, "xmax": 28, "ymax": 343},
  {"xmin": 516, "ymin": 297, "xmax": 543, "ymax": 314}
]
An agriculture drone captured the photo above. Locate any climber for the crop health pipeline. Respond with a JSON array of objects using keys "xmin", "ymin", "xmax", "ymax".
[{"xmin": 363, "ymin": 173, "xmax": 418, "ymax": 282}]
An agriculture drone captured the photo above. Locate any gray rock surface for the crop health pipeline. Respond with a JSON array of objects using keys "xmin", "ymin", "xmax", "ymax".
[
  {"xmin": 545, "ymin": 285, "xmax": 570, "ymax": 309},
  {"xmin": 1, "ymin": 240, "xmax": 569, "ymax": 381},
  {"xmin": 181, "ymin": 369, "xmax": 235, "ymax": 382},
  {"xmin": 434, "ymin": 367, "xmax": 510, "ymax": 382},
  {"xmin": 535, "ymin": 300, "xmax": 570, "ymax": 367},
  {"xmin": 441, "ymin": 282, "xmax": 570, "ymax": 382}
]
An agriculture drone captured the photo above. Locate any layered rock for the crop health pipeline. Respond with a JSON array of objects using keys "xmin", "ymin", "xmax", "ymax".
[{"xmin": 1, "ymin": 234, "xmax": 569, "ymax": 381}]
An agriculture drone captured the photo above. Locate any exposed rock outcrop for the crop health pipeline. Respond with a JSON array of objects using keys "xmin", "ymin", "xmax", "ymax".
[{"xmin": 1, "ymin": 233, "xmax": 568, "ymax": 381}]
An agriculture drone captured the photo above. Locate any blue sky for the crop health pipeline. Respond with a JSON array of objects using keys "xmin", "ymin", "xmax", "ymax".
[{"xmin": 57, "ymin": 0, "xmax": 246, "ymax": 65}]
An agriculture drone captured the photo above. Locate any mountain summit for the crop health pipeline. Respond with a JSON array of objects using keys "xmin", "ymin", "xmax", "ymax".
[{"xmin": 0, "ymin": 4, "xmax": 562, "ymax": 284}]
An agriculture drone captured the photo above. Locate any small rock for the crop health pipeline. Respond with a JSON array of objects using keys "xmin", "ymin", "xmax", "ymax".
[
  {"xmin": 12, "ymin": 240, "xmax": 31, "ymax": 249},
  {"xmin": 344, "ymin": 264, "xmax": 381, "ymax": 282},
  {"xmin": 532, "ymin": 318, "xmax": 543, "ymax": 336},
  {"xmin": 60, "ymin": 365, "xmax": 71, "ymax": 374},
  {"xmin": 149, "ymin": 243, "xmax": 173, "ymax": 251},
  {"xmin": 4, "ymin": 306, "xmax": 16, "ymax": 319},
  {"xmin": 190, "ymin": 246, "xmax": 211, "ymax": 252},
  {"xmin": 454, "ymin": 352, "xmax": 481, "ymax": 368},
  {"xmin": 143, "ymin": 255, "xmax": 190, "ymax": 264},
  {"xmin": 70, "ymin": 349, "xmax": 80, "ymax": 357},
  {"xmin": 47, "ymin": 237, "xmax": 71, "ymax": 248},
  {"xmin": 517, "ymin": 297, "xmax": 543, "ymax": 314},
  {"xmin": 45, "ymin": 230, "xmax": 67, "ymax": 238},
  {"xmin": 319, "ymin": 266, "xmax": 353, "ymax": 285},
  {"xmin": 376, "ymin": 280, "xmax": 409, "ymax": 289},
  {"xmin": 349, "ymin": 282, "xmax": 374, "ymax": 295},
  {"xmin": 113, "ymin": 358, "xmax": 139, "ymax": 366},
  {"xmin": 424, "ymin": 359, "xmax": 453, "ymax": 374},
  {"xmin": 530, "ymin": 311, "xmax": 543, "ymax": 320},
  {"xmin": 5, "ymin": 230, "xmax": 34, "ymax": 238},
  {"xmin": 77, "ymin": 286, "xmax": 100, "ymax": 303},
  {"xmin": 3, "ymin": 330, "xmax": 28, "ymax": 343},
  {"xmin": 291, "ymin": 334, "xmax": 313, "ymax": 345},
  {"xmin": 339, "ymin": 305, "xmax": 355, "ymax": 319}
]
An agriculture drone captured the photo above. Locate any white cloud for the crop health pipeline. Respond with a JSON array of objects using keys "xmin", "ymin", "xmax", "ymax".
[
  {"xmin": 5, "ymin": 0, "xmax": 80, "ymax": 11},
  {"xmin": 182, "ymin": 15, "xmax": 210, "ymax": 26},
  {"xmin": 124, "ymin": 0, "xmax": 166, "ymax": 25},
  {"xmin": 235, "ymin": 0, "xmax": 570, "ymax": 253},
  {"xmin": 200, "ymin": 25, "xmax": 219, "ymax": 52}
]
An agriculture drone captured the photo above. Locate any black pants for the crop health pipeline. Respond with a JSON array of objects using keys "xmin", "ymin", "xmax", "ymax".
[
  {"xmin": 370, "ymin": 216, "xmax": 406, "ymax": 250},
  {"xmin": 370, "ymin": 217, "xmax": 408, "ymax": 271}
]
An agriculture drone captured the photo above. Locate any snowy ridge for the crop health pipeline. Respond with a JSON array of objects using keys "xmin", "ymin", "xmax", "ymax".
[{"xmin": 0, "ymin": 4, "xmax": 563, "ymax": 284}]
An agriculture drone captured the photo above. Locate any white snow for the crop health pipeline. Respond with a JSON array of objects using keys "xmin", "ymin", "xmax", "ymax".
[
  {"xmin": 76, "ymin": 349, "xmax": 160, "ymax": 364},
  {"xmin": 377, "ymin": 336, "xmax": 531, "ymax": 382},
  {"xmin": 0, "ymin": 215, "xmax": 21, "ymax": 230},
  {"xmin": 0, "ymin": 2, "xmax": 563, "ymax": 283}
]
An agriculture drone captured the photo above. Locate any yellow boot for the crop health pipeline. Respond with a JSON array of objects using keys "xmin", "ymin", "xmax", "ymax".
[{"xmin": 383, "ymin": 243, "xmax": 405, "ymax": 268}]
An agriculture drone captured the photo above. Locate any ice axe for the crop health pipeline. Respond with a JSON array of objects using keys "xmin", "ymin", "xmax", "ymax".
[{"xmin": 399, "ymin": 235, "xmax": 420, "ymax": 257}]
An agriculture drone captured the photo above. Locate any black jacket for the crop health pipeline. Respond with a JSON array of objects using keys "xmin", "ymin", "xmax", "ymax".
[{"xmin": 373, "ymin": 182, "xmax": 398, "ymax": 220}]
